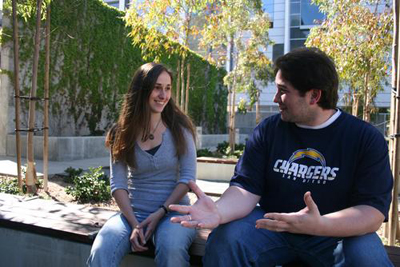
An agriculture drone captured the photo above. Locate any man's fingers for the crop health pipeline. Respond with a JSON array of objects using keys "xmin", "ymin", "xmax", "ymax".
[
  {"xmin": 264, "ymin": 212, "xmax": 294, "ymax": 223},
  {"xmin": 180, "ymin": 220, "xmax": 201, "ymax": 228},
  {"xmin": 169, "ymin": 204, "xmax": 191, "ymax": 214},
  {"xmin": 188, "ymin": 180, "xmax": 207, "ymax": 199},
  {"xmin": 303, "ymin": 191, "xmax": 318, "ymax": 213},
  {"xmin": 256, "ymin": 218, "xmax": 288, "ymax": 232},
  {"xmin": 170, "ymin": 214, "xmax": 192, "ymax": 223}
]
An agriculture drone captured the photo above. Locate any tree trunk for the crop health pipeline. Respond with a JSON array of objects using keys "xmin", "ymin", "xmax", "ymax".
[
  {"xmin": 43, "ymin": 4, "xmax": 51, "ymax": 192},
  {"xmin": 229, "ymin": 76, "xmax": 237, "ymax": 153},
  {"xmin": 12, "ymin": 0, "xmax": 23, "ymax": 190},
  {"xmin": 180, "ymin": 57, "xmax": 186, "ymax": 110},
  {"xmin": 25, "ymin": 0, "xmax": 43, "ymax": 194},
  {"xmin": 256, "ymin": 90, "xmax": 261, "ymax": 124},
  {"xmin": 352, "ymin": 92, "xmax": 359, "ymax": 117},
  {"xmin": 362, "ymin": 72, "xmax": 371, "ymax": 122},
  {"xmin": 176, "ymin": 60, "xmax": 181, "ymax": 107},
  {"xmin": 185, "ymin": 63, "xmax": 190, "ymax": 114},
  {"xmin": 202, "ymin": 60, "xmax": 210, "ymax": 132}
]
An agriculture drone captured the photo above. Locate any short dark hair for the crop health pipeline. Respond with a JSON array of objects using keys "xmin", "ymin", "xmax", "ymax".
[{"xmin": 274, "ymin": 47, "xmax": 339, "ymax": 109}]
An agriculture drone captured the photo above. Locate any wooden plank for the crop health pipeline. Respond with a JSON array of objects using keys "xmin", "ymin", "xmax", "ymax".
[{"xmin": 197, "ymin": 157, "xmax": 237, "ymax": 165}]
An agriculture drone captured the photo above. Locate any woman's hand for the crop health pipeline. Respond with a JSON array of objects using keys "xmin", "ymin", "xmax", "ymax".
[
  {"xmin": 137, "ymin": 208, "xmax": 165, "ymax": 241},
  {"xmin": 130, "ymin": 225, "xmax": 147, "ymax": 252}
]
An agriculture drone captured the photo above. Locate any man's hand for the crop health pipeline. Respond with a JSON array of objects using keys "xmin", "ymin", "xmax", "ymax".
[
  {"xmin": 256, "ymin": 191, "xmax": 322, "ymax": 235},
  {"xmin": 170, "ymin": 181, "xmax": 222, "ymax": 229}
]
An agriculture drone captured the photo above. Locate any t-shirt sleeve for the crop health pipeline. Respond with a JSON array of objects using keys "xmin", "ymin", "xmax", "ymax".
[
  {"xmin": 178, "ymin": 129, "xmax": 197, "ymax": 184},
  {"xmin": 350, "ymin": 128, "xmax": 393, "ymax": 220},
  {"xmin": 230, "ymin": 122, "xmax": 268, "ymax": 196},
  {"xmin": 109, "ymin": 155, "xmax": 129, "ymax": 195}
]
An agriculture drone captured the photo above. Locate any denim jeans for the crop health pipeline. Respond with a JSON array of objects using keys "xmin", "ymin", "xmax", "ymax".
[
  {"xmin": 203, "ymin": 207, "xmax": 392, "ymax": 267},
  {"xmin": 87, "ymin": 212, "xmax": 196, "ymax": 267}
]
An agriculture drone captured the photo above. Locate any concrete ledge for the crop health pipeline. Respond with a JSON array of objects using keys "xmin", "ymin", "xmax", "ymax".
[
  {"xmin": 6, "ymin": 134, "xmax": 108, "ymax": 161},
  {"xmin": 196, "ymin": 157, "xmax": 237, "ymax": 182}
]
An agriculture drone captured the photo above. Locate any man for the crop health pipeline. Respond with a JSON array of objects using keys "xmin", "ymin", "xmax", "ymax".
[{"xmin": 170, "ymin": 47, "xmax": 393, "ymax": 266}]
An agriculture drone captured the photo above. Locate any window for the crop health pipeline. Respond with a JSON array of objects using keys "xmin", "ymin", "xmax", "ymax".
[
  {"xmin": 300, "ymin": 0, "xmax": 324, "ymax": 27},
  {"xmin": 273, "ymin": 44, "xmax": 284, "ymax": 61}
]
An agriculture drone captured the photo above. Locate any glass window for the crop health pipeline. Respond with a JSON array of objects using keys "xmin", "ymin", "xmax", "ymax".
[
  {"xmin": 300, "ymin": 0, "xmax": 324, "ymax": 26},
  {"xmin": 290, "ymin": 15, "xmax": 300, "ymax": 26},
  {"xmin": 290, "ymin": 2, "xmax": 300, "ymax": 14},
  {"xmin": 290, "ymin": 40, "xmax": 305, "ymax": 50},
  {"xmin": 290, "ymin": 28, "xmax": 309, "ymax": 39},
  {"xmin": 273, "ymin": 44, "xmax": 284, "ymax": 61}
]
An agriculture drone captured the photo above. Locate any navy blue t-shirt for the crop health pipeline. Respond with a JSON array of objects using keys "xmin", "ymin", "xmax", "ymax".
[{"xmin": 230, "ymin": 112, "xmax": 393, "ymax": 219}]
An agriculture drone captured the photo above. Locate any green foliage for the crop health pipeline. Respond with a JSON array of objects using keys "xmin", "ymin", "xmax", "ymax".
[
  {"xmin": 217, "ymin": 141, "xmax": 245, "ymax": 158},
  {"xmin": 306, "ymin": 0, "xmax": 392, "ymax": 121},
  {"xmin": 66, "ymin": 166, "xmax": 111, "ymax": 203},
  {"xmin": 64, "ymin": 166, "xmax": 83, "ymax": 183},
  {"xmin": 5, "ymin": 0, "xmax": 227, "ymax": 135},
  {"xmin": 0, "ymin": 177, "xmax": 21, "ymax": 194},
  {"xmin": 196, "ymin": 148, "xmax": 214, "ymax": 157},
  {"xmin": 197, "ymin": 141, "xmax": 246, "ymax": 158}
]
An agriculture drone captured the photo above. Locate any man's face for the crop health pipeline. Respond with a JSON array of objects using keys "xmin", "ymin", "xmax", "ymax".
[{"xmin": 273, "ymin": 70, "xmax": 315, "ymax": 125}]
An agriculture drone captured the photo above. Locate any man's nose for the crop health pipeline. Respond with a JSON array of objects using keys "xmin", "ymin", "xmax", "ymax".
[{"xmin": 273, "ymin": 92, "xmax": 280, "ymax": 103}]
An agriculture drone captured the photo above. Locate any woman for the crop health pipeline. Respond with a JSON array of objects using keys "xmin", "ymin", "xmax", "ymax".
[{"xmin": 87, "ymin": 63, "xmax": 197, "ymax": 267}]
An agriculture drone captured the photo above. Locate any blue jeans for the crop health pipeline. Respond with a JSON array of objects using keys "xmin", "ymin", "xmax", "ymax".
[
  {"xmin": 87, "ymin": 212, "xmax": 196, "ymax": 267},
  {"xmin": 203, "ymin": 207, "xmax": 392, "ymax": 267}
]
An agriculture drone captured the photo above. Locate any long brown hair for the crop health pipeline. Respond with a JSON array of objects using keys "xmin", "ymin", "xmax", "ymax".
[{"xmin": 106, "ymin": 62, "xmax": 195, "ymax": 169}]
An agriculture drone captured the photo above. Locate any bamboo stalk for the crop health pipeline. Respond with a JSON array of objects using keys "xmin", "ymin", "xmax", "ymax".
[
  {"xmin": 12, "ymin": 0, "xmax": 23, "ymax": 190},
  {"xmin": 25, "ymin": 0, "xmax": 43, "ymax": 194},
  {"xmin": 43, "ymin": 4, "xmax": 51, "ymax": 192}
]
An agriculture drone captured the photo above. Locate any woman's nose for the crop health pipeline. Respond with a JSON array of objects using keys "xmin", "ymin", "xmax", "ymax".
[{"xmin": 159, "ymin": 89, "xmax": 166, "ymax": 99}]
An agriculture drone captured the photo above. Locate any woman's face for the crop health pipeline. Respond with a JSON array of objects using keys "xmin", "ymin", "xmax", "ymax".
[{"xmin": 148, "ymin": 71, "xmax": 172, "ymax": 114}]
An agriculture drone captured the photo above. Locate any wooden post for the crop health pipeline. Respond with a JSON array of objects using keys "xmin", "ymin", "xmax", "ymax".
[
  {"xmin": 25, "ymin": 0, "xmax": 43, "ymax": 194},
  {"xmin": 388, "ymin": 0, "xmax": 400, "ymax": 245},
  {"xmin": 43, "ymin": 4, "xmax": 51, "ymax": 192},
  {"xmin": 12, "ymin": 0, "xmax": 23, "ymax": 190}
]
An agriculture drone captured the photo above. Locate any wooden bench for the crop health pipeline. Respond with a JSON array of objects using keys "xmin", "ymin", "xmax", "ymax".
[
  {"xmin": 1, "ymin": 192, "xmax": 400, "ymax": 266},
  {"xmin": 0, "ymin": 192, "xmax": 209, "ymax": 266}
]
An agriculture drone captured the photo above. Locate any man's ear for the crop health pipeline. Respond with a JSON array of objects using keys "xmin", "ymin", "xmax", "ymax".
[{"xmin": 310, "ymin": 89, "xmax": 321, "ymax": 105}]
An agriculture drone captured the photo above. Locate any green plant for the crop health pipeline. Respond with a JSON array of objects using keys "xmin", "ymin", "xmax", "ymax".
[
  {"xmin": 0, "ymin": 177, "xmax": 21, "ymax": 195},
  {"xmin": 196, "ymin": 148, "xmax": 214, "ymax": 157},
  {"xmin": 64, "ymin": 166, "xmax": 83, "ymax": 183},
  {"xmin": 66, "ymin": 166, "xmax": 111, "ymax": 203}
]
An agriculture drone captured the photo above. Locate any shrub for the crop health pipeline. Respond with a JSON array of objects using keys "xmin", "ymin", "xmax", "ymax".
[
  {"xmin": 66, "ymin": 166, "xmax": 111, "ymax": 203},
  {"xmin": 196, "ymin": 148, "xmax": 214, "ymax": 157},
  {"xmin": 0, "ymin": 177, "xmax": 20, "ymax": 195},
  {"xmin": 64, "ymin": 167, "xmax": 84, "ymax": 183},
  {"xmin": 215, "ymin": 141, "xmax": 245, "ymax": 158}
]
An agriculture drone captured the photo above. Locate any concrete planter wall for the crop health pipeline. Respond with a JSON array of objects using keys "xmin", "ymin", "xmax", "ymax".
[
  {"xmin": 196, "ymin": 157, "xmax": 237, "ymax": 182},
  {"xmin": 6, "ymin": 135, "xmax": 108, "ymax": 161},
  {"xmin": 6, "ymin": 133, "xmax": 248, "ymax": 162}
]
